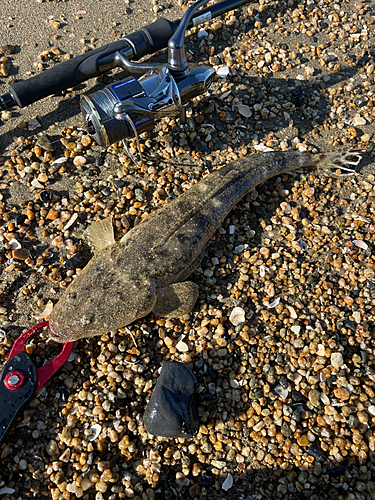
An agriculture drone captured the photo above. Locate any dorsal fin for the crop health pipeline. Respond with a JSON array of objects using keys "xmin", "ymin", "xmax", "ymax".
[{"xmin": 84, "ymin": 216, "xmax": 116, "ymax": 251}]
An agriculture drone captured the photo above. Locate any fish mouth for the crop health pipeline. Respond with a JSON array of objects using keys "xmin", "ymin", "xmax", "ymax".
[{"xmin": 48, "ymin": 326, "xmax": 69, "ymax": 344}]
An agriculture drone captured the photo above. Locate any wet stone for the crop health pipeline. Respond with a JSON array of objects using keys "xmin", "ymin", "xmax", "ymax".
[
  {"xmin": 281, "ymin": 422, "xmax": 292, "ymax": 437},
  {"xmin": 143, "ymin": 361, "xmax": 199, "ymax": 439},
  {"xmin": 308, "ymin": 389, "xmax": 321, "ymax": 408},
  {"xmin": 348, "ymin": 415, "xmax": 359, "ymax": 429},
  {"xmin": 135, "ymin": 188, "xmax": 145, "ymax": 202},
  {"xmin": 12, "ymin": 248, "xmax": 30, "ymax": 260},
  {"xmin": 37, "ymin": 134, "xmax": 54, "ymax": 152}
]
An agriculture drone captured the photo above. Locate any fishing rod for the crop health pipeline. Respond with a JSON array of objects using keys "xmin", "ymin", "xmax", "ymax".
[{"xmin": 0, "ymin": 0, "xmax": 255, "ymax": 151}]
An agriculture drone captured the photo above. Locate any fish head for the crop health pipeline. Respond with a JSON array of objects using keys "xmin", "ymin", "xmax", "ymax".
[{"xmin": 49, "ymin": 253, "xmax": 157, "ymax": 342}]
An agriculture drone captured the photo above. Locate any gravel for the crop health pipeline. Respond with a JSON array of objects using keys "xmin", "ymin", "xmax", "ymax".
[{"xmin": 1, "ymin": 0, "xmax": 375, "ymax": 499}]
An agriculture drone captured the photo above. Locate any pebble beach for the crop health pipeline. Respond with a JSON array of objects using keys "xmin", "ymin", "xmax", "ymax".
[{"xmin": 1, "ymin": 0, "xmax": 375, "ymax": 499}]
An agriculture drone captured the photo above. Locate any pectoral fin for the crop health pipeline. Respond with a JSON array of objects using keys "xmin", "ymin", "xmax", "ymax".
[
  {"xmin": 84, "ymin": 216, "xmax": 116, "ymax": 251},
  {"xmin": 153, "ymin": 282, "xmax": 199, "ymax": 318}
]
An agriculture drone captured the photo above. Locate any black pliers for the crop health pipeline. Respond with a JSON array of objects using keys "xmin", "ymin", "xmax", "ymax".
[{"xmin": 0, "ymin": 321, "xmax": 72, "ymax": 445}]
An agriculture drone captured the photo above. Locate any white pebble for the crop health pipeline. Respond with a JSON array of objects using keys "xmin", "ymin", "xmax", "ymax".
[
  {"xmin": 217, "ymin": 66, "xmax": 230, "ymax": 77},
  {"xmin": 73, "ymin": 155, "xmax": 87, "ymax": 166},
  {"xmin": 331, "ymin": 352, "xmax": 344, "ymax": 369},
  {"xmin": 176, "ymin": 340, "xmax": 189, "ymax": 352}
]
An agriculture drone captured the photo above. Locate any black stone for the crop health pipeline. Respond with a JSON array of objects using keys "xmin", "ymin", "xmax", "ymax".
[
  {"xmin": 14, "ymin": 214, "xmax": 27, "ymax": 227},
  {"xmin": 255, "ymin": 206, "xmax": 266, "ymax": 215},
  {"xmin": 39, "ymin": 190, "xmax": 51, "ymax": 203},
  {"xmin": 307, "ymin": 444, "xmax": 326, "ymax": 462},
  {"xmin": 344, "ymin": 319, "xmax": 356, "ymax": 331},
  {"xmin": 291, "ymin": 390, "xmax": 307, "ymax": 403},
  {"xmin": 113, "ymin": 179, "xmax": 125, "ymax": 189},
  {"xmin": 194, "ymin": 140, "xmax": 210, "ymax": 154},
  {"xmin": 143, "ymin": 361, "xmax": 199, "ymax": 439},
  {"xmin": 101, "ymin": 187, "xmax": 111, "ymax": 197},
  {"xmin": 95, "ymin": 152, "xmax": 106, "ymax": 167},
  {"xmin": 64, "ymin": 254, "xmax": 83, "ymax": 269}
]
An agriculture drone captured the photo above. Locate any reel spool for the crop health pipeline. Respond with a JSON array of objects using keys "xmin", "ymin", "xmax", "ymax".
[{"xmin": 81, "ymin": 77, "xmax": 154, "ymax": 147}]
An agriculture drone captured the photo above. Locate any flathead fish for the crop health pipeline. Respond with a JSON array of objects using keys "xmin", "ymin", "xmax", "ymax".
[{"xmin": 49, "ymin": 149, "xmax": 363, "ymax": 342}]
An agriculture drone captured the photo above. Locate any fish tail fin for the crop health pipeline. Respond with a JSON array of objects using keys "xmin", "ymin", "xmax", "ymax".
[{"xmin": 314, "ymin": 148, "xmax": 366, "ymax": 176}]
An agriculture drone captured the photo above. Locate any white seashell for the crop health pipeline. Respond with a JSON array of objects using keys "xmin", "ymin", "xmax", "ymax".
[
  {"xmin": 253, "ymin": 144, "xmax": 274, "ymax": 152},
  {"xmin": 219, "ymin": 90, "xmax": 232, "ymax": 100},
  {"xmin": 265, "ymin": 297, "xmax": 280, "ymax": 309},
  {"xmin": 259, "ymin": 265, "xmax": 266, "ymax": 278},
  {"xmin": 353, "ymin": 214, "xmax": 371, "ymax": 223},
  {"xmin": 274, "ymin": 385, "xmax": 289, "ymax": 399},
  {"xmin": 217, "ymin": 66, "xmax": 230, "ymax": 78},
  {"xmin": 222, "ymin": 474, "xmax": 233, "ymax": 491},
  {"xmin": 320, "ymin": 393, "xmax": 330, "ymax": 405},
  {"xmin": 353, "ymin": 240, "xmax": 368, "ymax": 250},
  {"xmin": 353, "ymin": 115, "xmax": 366, "ymax": 126},
  {"xmin": 237, "ymin": 103, "xmax": 252, "ymax": 118},
  {"xmin": 8, "ymin": 238, "xmax": 21, "ymax": 250},
  {"xmin": 63, "ymin": 212, "xmax": 78, "ymax": 231},
  {"xmin": 230, "ymin": 379, "xmax": 239, "ymax": 389},
  {"xmin": 88, "ymin": 424, "xmax": 102, "ymax": 441},
  {"xmin": 31, "ymin": 178, "xmax": 46, "ymax": 189},
  {"xmin": 229, "ymin": 307, "xmax": 246, "ymax": 326},
  {"xmin": 52, "ymin": 157, "xmax": 68, "ymax": 165},
  {"xmin": 33, "ymin": 300, "xmax": 53, "ymax": 320},
  {"xmin": 0, "ymin": 487, "xmax": 16, "ymax": 495},
  {"xmin": 316, "ymin": 344, "xmax": 325, "ymax": 356},
  {"xmin": 28, "ymin": 118, "xmax": 41, "ymax": 131}
]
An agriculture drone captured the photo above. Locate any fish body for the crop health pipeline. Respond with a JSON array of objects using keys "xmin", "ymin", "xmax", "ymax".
[{"xmin": 49, "ymin": 149, "xmax": 363, "ymax": 342}]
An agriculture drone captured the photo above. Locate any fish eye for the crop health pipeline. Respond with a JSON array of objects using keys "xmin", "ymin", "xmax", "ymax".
[{"xmin": 82, "ymin": 314, "xmax": 93, "ymax": 326}]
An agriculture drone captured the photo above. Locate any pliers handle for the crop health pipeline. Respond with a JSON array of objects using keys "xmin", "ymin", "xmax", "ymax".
[{"xmin": 0, "ymin": 321, "xmax": 72, "ymax": 446}]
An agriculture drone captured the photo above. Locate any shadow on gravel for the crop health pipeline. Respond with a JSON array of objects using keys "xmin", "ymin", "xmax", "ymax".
[{"xmin": 0, "ymin": 60, "xmax": 369, "ymax": 153}]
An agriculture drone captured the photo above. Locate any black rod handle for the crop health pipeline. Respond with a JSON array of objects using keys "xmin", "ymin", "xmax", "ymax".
[{"xmin": 6, "ymin": 18, "xmax": 176, "ymax": 109}]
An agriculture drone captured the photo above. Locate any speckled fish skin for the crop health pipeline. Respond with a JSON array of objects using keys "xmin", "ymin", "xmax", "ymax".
[{"xmin": 49, "ymin": 149, "xmax": 362, "ymax": 342}]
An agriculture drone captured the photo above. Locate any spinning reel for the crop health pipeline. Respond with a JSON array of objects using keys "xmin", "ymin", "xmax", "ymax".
[{"xmin": 80, "ymin": 0, "xmax": 216, "ymax": 149}]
